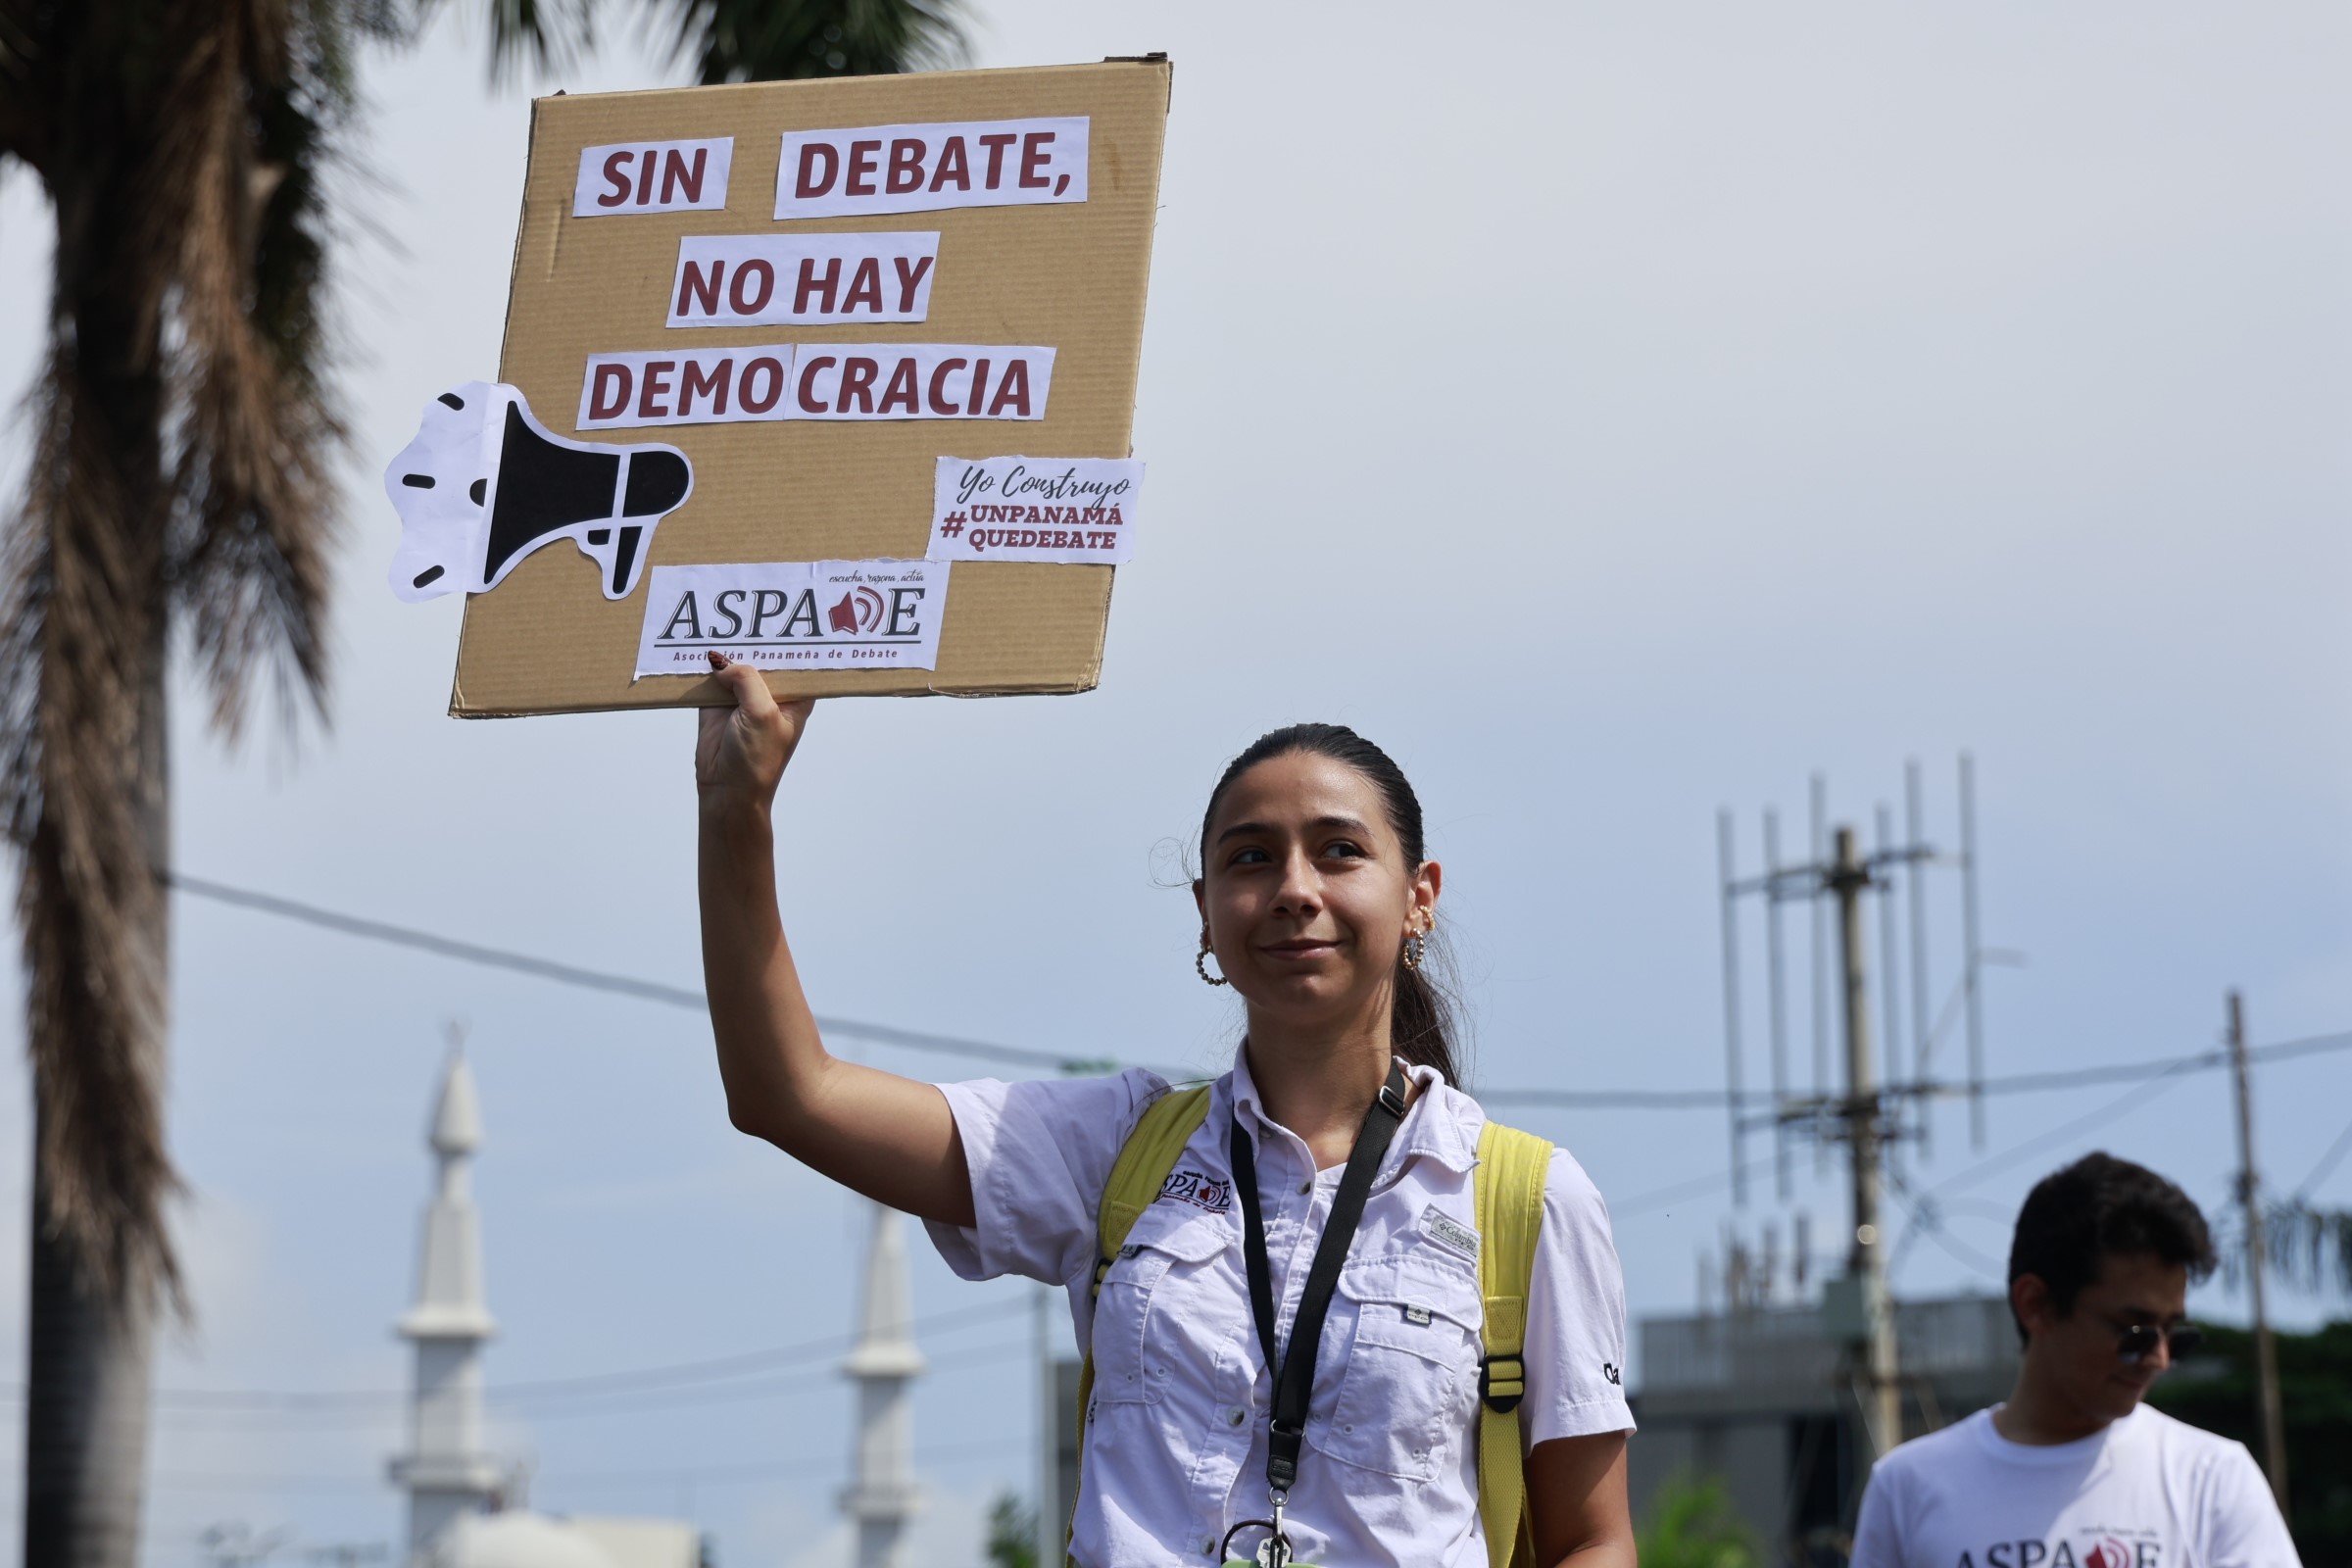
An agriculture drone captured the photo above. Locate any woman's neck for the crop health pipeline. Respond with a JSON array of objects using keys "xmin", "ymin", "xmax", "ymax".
[{"xmin": 1243, "ymin": 1019, "xmax": 1396, "ymax": 1170}]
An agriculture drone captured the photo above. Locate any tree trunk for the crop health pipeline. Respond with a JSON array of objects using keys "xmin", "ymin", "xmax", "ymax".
[
  {"xmin": 24, "ymin": 1160, "xmax": 159, "ymax": 1568},
  {"xmin": 18, "ymin": 95, "xmax": 176, "ymax": 1559},
  {"xmin": 21, "ymin": 636, "xmax": 170, "ymax": 1568}
]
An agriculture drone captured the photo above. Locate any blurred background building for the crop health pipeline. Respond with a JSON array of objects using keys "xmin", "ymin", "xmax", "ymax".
[{"xmin": 1627, "ymin": 1288, "xmax": 2020, "ymax": 1563}]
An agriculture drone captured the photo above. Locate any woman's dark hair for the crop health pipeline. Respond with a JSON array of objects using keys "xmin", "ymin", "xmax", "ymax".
[
  {"xmin": 1199, "ymin": 723, "xmax": 1463, "ymax": 1086},
  {"xmin": 2006, "ymin": 1152, "xmax": 2217, "ymax": 1345}
]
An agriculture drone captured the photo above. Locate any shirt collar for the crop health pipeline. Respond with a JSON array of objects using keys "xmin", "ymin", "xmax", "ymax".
[{"xmin": 1225, "ymin": 1044, "xmax": 1483, "ymax": 1175}]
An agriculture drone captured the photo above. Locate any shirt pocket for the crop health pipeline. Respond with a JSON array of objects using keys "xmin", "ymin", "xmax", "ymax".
[
  {"xmin": 1308, "ymin": 1257, "xmax": 1483, "ymax": 1483},
  {"xmin": 1091, "ymin": 1208, "xmax": 1232, "ymax": 1408}
]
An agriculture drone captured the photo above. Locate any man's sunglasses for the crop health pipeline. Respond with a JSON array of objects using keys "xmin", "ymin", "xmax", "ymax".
[{"xmin": 2115, "ymin": 1322, "xmax": 2202, "ymax": 1365}]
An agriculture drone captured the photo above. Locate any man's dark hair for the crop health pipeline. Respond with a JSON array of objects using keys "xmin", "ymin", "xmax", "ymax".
[{"xmin": 2007, "ymin": 1152, "xmax": 2217, "ymax": 1344}]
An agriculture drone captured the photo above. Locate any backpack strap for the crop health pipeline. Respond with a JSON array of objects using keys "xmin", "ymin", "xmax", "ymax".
[
  {"xmin": 1067, "ymin": 1083, "xmax": 1214, "ymax": 1566},
  {"xmin": 1474, "ymin": 1118, "xmax": 1553, "ymax": 1568}
]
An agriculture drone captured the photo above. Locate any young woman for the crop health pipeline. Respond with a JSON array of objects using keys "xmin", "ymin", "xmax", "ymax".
[{"xmin": 697, "ymin": 654, "xmax": 1637, "ymax": 1568}]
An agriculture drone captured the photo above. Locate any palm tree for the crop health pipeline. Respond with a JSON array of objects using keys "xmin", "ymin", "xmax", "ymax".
[{"xmin": 0, "ymin": 3, "xmax": 957, "ymax": 1565}]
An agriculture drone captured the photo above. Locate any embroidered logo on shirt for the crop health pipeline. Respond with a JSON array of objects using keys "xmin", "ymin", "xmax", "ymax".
[
  {"xmin": 1157, "ymin": 1168, "xmax": 1232, "ymax": 1215},
  {"xmin": 1420, "ymin": 1205, "xmax": 1480, "ymax": 1257},
  {"xmin": 1602, "ymin": 1362, "xmax": 1621, "ymax": 1386}
]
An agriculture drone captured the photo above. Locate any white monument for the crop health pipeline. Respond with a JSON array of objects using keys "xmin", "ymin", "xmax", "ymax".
[
  {"xmin": 842, "ymin": 1200, "xmax": 924, "ymax": 1568},
  {"xmin": 385, "ymin": 1052, "xmax": 702, "ymax": 1568},
  {"xmin": 390, "ymin": 1051, "xmax": 504, "ymax": 1563}
]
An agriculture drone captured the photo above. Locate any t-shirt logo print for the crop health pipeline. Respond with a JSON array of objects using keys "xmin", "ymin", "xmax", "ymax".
[
  {"xmin": 1157, "ymin": 1169, "xmax": 1231, "ymax": 1214},
  {"xmin": 1960, "ymin": 1536, "xmax": 2153, "ymax": 1568}
]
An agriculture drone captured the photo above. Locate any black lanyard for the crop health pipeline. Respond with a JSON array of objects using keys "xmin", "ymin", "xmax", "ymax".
[{"xmin": 1224, "ymin": 1060, "xmax": 1409, "ymax": 1563}]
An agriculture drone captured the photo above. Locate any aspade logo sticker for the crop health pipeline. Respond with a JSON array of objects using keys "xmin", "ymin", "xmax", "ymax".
[{"xmin": 633, "ymin": 560, "xmax": 946, "ymax": 675}]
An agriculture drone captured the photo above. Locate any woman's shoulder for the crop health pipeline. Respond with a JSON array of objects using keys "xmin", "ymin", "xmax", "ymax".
[
  {"xmin": 1427, "ymin": 1093, "xmax": 1618, "ymax": 1256},
  {"xmin": 986, "ymin": 1062, "xmax": 1185, "ymax": 1150},
  {"xmin": 1456, "ymin": 1101, "xmax": 1607, "ymax": 1206},
  {"xmin": 1539, "ymin": 1142, "xmax": 1607, "ymax": 1212}
]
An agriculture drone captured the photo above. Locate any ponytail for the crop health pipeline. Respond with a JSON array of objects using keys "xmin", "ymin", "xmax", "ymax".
[{"xmin": 1390, "ymin": 948, "xmax": 1462, "ymax": 1086}]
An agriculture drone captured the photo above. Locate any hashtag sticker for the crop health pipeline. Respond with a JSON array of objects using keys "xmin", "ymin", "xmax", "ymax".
[{"xmin": 927, "ymin": 458, "xmax": 1145, "ymax": 565}]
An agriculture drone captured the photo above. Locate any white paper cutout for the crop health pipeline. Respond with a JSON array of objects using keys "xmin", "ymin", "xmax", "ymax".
[
  {"xmin": 667, "ymin": 233, "xmax": 941, "ymax": 327},
  {"xmin": 774, "ymin": 119, "xmax": 1089, "ymax": 220},
  {"xmin": 577, "ymin": 347, "xmax": 800, "ymax": 430},
  {"xmin": 573, "ymin": 138, "xmax": 735, "ymax": 216},
  {"xmin": 384, "ymin": 381, "xmax": 694, "ymax": 604},
  {"xmin": 634, "ymin": 560, "xmax": 947, "ymax": 676},
  {"xmin": 787, "ymin": 345, "xmax": 1055, "ymax": 420},
  {"xmin": 927, "ymin": 457, "xmax": 1142, "ymax": 564}
]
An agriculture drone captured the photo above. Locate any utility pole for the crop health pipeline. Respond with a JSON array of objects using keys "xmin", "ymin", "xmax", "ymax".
[
  {"xmin": 1718, "ymin": 763, "xmax": 1987, "ymax": 1477},
  {"xmin": 2227, "ymin": 991, "xmax": 2289, "ymax": 1507},
  {"xmin": 1832, "ymin": 828, "xmax": 1901, "ymax": 1458}
]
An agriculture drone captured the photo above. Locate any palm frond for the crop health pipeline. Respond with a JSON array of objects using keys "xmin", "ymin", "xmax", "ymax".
[
  {"xmin": 167, "ymin": 0, "xmax": 350, "ymax": 739},
  {"xmin": 1, "ymin": 0, "xmax": 362, "ymax": 1302},
  {"xmin": 411, "ymin": 0, "xmax": 598, "ymax": 84},
  {"xmin": 1, "ymin": 334, "xmax": 177, "ymax": 1304},
  {"xmin": 658, "ymin": 0, "xmax": 966, "ymax": 85}
]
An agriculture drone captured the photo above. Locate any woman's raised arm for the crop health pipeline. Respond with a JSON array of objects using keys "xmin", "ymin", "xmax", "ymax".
[{"xmin": 697, "ymin": 655, "xmax": 976, "ymax": 1227}]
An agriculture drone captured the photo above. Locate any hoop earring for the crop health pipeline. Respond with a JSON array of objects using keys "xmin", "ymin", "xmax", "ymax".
[
  {"xmin": 1196, "ymin": 942, "xmax": 1230, "ymax": 987},
  {"xmin": 1401, "ymin": 931, "xmax": 1427, "ymax": 972}
]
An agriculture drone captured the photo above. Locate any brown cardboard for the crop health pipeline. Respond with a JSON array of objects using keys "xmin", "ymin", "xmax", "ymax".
[{"xmin": 450, "ymin": 59, "xmax": 1170, "ymax": 716}]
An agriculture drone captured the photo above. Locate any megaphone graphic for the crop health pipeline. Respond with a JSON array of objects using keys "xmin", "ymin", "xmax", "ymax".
[{"xmin": 384, "ymin": 381, "xmax": 693, "ymax": 604}]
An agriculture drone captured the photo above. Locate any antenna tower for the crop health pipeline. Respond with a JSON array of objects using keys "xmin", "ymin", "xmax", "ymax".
[{"xmin": 1714, "ymin": 755, "xmax": 1992, "ymax": 1459}]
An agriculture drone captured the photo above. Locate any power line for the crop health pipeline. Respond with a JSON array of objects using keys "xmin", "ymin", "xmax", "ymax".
[
  {"xmin": 1883, "ymin": 1172, "xmax": 2005, "ymax": 1282},
  {"xmin": 167, "ymin": 865, "xmax": 2352, "ymax": 1108},
  {"xmin": 2291, "ymin": 1112, "xmax": 2352, "ymax": 1201},
  {"xmin": 531, "ymin": 1434, "xmax": 1025, "ymax": 1494},
  {"xmin": 131, "ymin": 1337, "xmax": 1029, "ymax": 1431},
  {"xmin": 149, "ymin": 1435, "xmax": 1029, "ymax": 1497},
  {"xmin": 1486, "ymin": 1087, "xmax": 1770, "ymax": 1109},
  {"xmin": 1611, "ymin": 1152, "xmax": 1780, "ymax": 1218},
  {"xmin": 1, "ymin": 1298, "xmax": 1029, "ymax": 1417},
  {"xmin": 1926, "ymin": 1054, "xmax": 2208, "ymax": 1199},
  {"xmin": 1614, "ymin": 1042, "xmax": 2236, "ymax": 1225},
  {"xmin": 165, "ymin": 871, "xmax": 1115, "ymax": 1076}
]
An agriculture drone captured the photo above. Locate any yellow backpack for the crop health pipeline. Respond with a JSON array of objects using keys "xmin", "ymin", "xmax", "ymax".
[{"xmin": 1071, "ymin": 1085, "xmax": 1554, "ymax": 1568}]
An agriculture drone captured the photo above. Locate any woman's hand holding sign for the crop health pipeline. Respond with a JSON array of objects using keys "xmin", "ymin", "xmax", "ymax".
[
  {"xmin": 695, "ymin": 652, "xmax": 812, "ymax": 808},
  {"xmin": 695, "ymin": 654, "xmax": 976, "ymax": 1227}
]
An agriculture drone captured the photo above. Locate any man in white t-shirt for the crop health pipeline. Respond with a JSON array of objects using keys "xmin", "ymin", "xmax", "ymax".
[{"xmin": 1852, "ymin": 1152, "xmax": 2301, "ymax": 1568}]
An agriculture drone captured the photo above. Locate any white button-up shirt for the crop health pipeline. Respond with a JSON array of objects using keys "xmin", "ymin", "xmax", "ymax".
[{"xmin": 926, "ymin": 1052, "xmax": 1635, "ymax": 1568}]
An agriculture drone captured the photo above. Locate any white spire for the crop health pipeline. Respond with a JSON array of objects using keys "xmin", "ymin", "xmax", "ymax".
[
  {"xmin": 842, "ymin": 1200, "xmax": 923, "ymax": 1568},
  {"xmin": 392, "ymin": 1047, "xmax": 504, "ymax": 1565},
  {"xmin": 430, "ymin": 1050, "xmax": 482, "ymax": 1158}
]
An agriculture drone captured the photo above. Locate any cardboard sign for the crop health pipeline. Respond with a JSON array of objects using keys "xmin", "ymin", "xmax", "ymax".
[{"xmin": 451, "ymin": 60, "xmax": 1170, "ymax": 716}]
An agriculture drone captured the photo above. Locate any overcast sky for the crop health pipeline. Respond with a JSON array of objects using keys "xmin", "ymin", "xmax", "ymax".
[{"xmin": 3, "ymin": 4, "xmax": 2350, "ymax": 1566}]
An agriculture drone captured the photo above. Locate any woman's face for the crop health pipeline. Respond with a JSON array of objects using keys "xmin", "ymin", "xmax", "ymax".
[{"xmin": 1195, "ymin": 752, "xmax": 1440, "ymax": 1034}]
